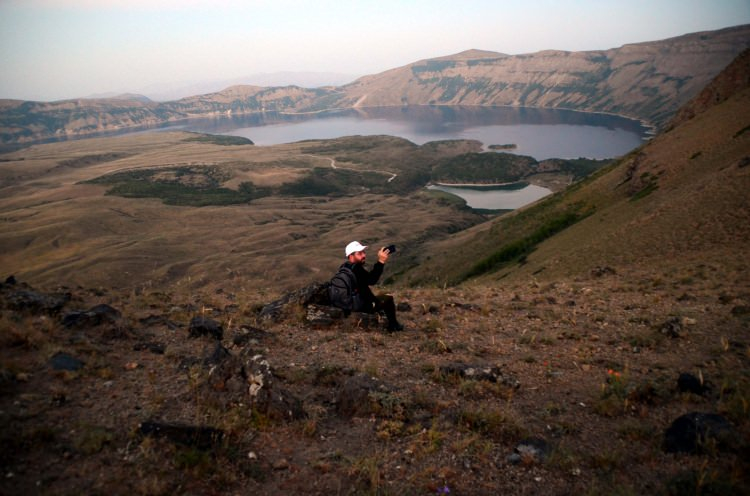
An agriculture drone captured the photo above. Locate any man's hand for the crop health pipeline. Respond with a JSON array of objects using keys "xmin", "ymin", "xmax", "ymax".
[{"xmin": 378, "ymin": 246, "xmax": 390, "ymax": 264}]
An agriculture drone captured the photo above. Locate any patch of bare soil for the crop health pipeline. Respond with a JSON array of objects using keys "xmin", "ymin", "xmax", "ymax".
[{"xmin": 1, "ymin": 263, "xmax": 748, "ymax": 495}]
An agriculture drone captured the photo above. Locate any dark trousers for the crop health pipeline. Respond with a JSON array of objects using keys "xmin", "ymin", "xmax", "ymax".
[{"xmin": 374, "ymin": 293, "xmax": 399, "ymax": 328}]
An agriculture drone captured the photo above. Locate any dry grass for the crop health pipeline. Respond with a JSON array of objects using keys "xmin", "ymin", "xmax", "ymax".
[
  {"xmin": 0, "ymin": 132, "xmax": 483, "ymax": 294},
  {"xmin": 2, "ymin": 269, "xmax": 748, "ymax": 495}
]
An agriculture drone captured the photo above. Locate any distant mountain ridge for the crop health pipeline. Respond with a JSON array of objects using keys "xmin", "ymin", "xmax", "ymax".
[
  {"xmin": 1, "ymin": 25, "xmax": 748, "ymax": 145},
  {"xmin": 336, "ymin": 25, "xmax": 750, "ymax": 127},
  {"xmin": 137, "ymin": 71, "xmax": 360, "ymax": 101}
]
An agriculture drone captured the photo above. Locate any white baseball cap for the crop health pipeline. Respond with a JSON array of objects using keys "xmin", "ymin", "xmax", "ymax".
[{"xmin": 345, "ymin": 241, "xmax": 368, "ymax": 257}]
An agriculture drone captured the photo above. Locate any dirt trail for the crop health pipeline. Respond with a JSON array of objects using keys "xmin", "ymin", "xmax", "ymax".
[{"xmin": 302, "ymin": 153, "xmax": 398, "ymax": 182}]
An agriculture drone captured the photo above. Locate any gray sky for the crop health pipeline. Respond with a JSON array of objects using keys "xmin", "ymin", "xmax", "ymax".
[{"xmin": 1, "ymin": 0, "xmax": 749, "ymax": 102}]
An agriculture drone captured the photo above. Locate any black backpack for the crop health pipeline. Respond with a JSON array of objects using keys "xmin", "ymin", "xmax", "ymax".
[{"xmin": 328, "ymin": 263, "xmax": 359, "ymax": 313}]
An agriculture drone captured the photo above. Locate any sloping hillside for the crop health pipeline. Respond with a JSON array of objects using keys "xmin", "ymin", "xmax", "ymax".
[
  {"xmin": 335, "ymin": 25, "xmax": 750, "ymax": 129},
  {"xmin": 399, "ymin": 49, "xmax": 750, "ymax": 287}
]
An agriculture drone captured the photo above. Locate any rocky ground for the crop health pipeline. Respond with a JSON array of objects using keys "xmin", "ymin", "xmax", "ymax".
[{"xmin": 1, "ymin": 262, "xmax": 748, "ymax": 495}]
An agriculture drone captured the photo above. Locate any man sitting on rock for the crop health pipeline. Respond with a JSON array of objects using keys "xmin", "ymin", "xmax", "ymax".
[{"xmin": 332, "ymin": 240, "xmax": 403, "ymax": 332}]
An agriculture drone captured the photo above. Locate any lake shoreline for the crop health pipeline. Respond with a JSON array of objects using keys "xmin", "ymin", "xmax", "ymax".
[
  {"xmin": 427, "ymin": 182, "xmax": 553, "ymax": 210},
  {"xmin": 0, "ymin": 104, "xmax": 650, "ymax": 158},
  {"xmin": 433, "ymin": 181, "xmax": 522, "ymax": 187}
]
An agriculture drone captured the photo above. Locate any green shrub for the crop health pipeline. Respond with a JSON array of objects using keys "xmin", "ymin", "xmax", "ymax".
[
  {"xmin": 183, "ymin": 134, "xmax": 254, "ymax": 146},
  {"xmin": 461, "ymin": 208, "xmax": 591, "ymax": 280}
]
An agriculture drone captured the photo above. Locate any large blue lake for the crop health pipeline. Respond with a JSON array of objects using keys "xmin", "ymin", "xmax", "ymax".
[{"xmin": 174, "ymin": 105, "xmax": 649, "ymax": 161}]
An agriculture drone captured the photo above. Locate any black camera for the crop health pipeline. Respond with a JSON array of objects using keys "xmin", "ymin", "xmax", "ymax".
[{"xmin": 385, "ymin": 244, "xmax": 397, "ymax": 254}]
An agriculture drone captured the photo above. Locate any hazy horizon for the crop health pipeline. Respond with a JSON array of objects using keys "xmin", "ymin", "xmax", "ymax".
[{"xmin": 1, "ymin": 0, "xmax": 749, "ymax": 102}]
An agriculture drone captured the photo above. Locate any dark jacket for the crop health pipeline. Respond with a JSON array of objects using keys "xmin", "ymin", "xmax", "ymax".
[{"xmin": 346, "ymin": 261, "xmax": 383, "ymax": 312}]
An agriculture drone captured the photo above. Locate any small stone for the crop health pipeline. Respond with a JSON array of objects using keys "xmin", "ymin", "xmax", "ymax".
[
  {"xmin": 677, "ymin": 373, "xmax": 707, "ymax": 395},
  {"xmin": 248, "ymin": 451, "xmax": 257, "ymax": 460},
  {"xmin": 49, "ymin": 352, "xmax": 84, "ymax": 371},
  {"xmin": 124, "ymin": 362, "xmax": 139, "ymax": 370},
  {"xmin": 514, "ymin": 437, "xmax": 550, "ymax": 464},
  {"xmin": 273, "ymin": 458, "xmax": 290, "ymax": 470},
  {"xmin": 396, "ymin": 302, "xmax": 412, "ymax": 312},
  {"xmin": 660, "ymin": 316, "xmax": 683, "ymax": 338}
]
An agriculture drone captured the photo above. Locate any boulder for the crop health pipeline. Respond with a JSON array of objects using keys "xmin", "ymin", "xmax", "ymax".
[
  {"xmin": 201, "ymin": 347, "xmax": 305, "ymax": 422},
  {"xmin": 258, "ymin": 283, "xmax": 330, "ymax": 322},
  {"xmin": 4, "ymin": 287, "xmax": 71, "ymax": 315},
  {"xmin": 305, "ymin": 304, "xmax": 345, "ymax": 327},
  {"xmin": 306, "ymin": 305, "xmax": 382, "ymax": 329},
  {"xmin": 189, "ymin": 316, "xmax": 223, "ymax": 340},
  {"xmin": 663, "ymin": 412, "xmax": 739, "ymax": 454},
  {"xmin": 259, "ymin": 283, "xmax": 388, "ymax": 330},
  {"xmin": 62, "ymin": 304, "xmax": 121, "ymax": 328}
]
